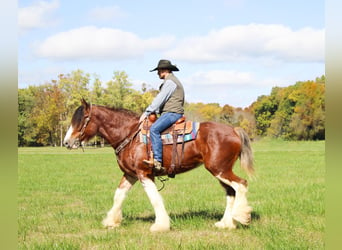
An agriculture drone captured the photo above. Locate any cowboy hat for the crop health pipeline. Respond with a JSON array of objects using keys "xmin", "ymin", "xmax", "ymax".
[{"xmin": 150, "ymin": 59, "xmax": 179, "ymax": 72}]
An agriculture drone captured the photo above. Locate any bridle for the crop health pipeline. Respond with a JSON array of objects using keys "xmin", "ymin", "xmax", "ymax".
[
  {"xmin": 75, "ymin": 103, "xmax": 141, "ymax": 154},
  {"xmin": 76, "ymin": 103, "xmax": 92, "ymax": 150}
]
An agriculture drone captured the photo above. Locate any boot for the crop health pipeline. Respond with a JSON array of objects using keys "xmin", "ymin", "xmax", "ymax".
[{"xmin": 143, "ymin": 159, "xmax": 165, "ymax": 172}]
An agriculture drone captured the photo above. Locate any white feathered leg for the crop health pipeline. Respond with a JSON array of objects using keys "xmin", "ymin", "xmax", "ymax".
[
  {"xmin": 231, "ymin": 182, "xmax": 252, "ymax": 225},
  {"xmin": 215, "ymin": 175, "xmax": 252, "ymax": 228},
  {"xmin": 102, "ymin": 175, "xmax": 137, "ymax": 228},
  {"xmin": 141, "ymin": 178, "xmax": 170, "ymax": 232},
  {"xmin": 215, "ymin": 195, "xmax": 238, "ymax": 229}
]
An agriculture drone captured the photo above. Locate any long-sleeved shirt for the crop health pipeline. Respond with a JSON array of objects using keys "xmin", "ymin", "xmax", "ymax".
[{"xmin": 144, "ymin": 79, "xmax": 177, "ymax": 115}]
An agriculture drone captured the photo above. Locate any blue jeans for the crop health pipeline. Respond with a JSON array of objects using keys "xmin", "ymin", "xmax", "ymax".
[{"xmin": 150, "ymin": 112, "xmax": 183, "ymax": 163}]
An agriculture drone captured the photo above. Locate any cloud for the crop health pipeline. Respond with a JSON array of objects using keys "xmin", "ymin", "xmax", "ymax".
[
  {"xmin": 32, "ymin": 22, "xmax": 324, "ymax": 65},
  {"xmin": 18, "ymin": 0, "xmax": 59, "ymax": 33},
  {"xmin": 164, "ymin": 23, "xmax": 324, "ymax": 63},
  {"xmin": 34, "ymin": 26, "xmax": 175, "ymax": 60}
]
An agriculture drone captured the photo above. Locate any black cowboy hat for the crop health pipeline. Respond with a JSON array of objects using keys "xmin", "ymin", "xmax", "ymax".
[{"xmin": 150, "ymin": 59, "xmax": 179, "ymax": 72}]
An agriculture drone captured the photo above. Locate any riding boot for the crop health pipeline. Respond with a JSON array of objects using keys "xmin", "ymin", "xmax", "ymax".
[{"xmin": 143, "ymin": 159, "xmax": 165, "ymax": 172}]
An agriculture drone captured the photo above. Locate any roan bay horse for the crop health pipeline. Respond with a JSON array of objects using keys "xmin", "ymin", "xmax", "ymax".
[{"xmin": 63, "ymin": 99, "xmax": 255, "ymax": 232}]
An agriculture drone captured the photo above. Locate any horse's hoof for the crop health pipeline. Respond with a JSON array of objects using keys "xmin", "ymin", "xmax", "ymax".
[
  {"xmin": 102, "ymin": 219, "xmax": 121, "ymax": 229},
  {"xmin": 103, "ymin": 223, "xmax": 120, "ymax": 229},
  {"xmin": 215, "ymin": 220, "xmax": 237, "ymax": 229},
  {"xmin": 215, "ymin": 221, "xmax": 227, "ymax": 229},
  {"xmin": 150, "ymin": 223, "xmax": 170, "ymax": 232}
]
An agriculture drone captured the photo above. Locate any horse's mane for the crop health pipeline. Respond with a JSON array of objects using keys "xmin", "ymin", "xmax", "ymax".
[
  {"xmin": 71, "ymin": 105, "xmax": 85, "ymax": 127},
  {"xmin": 71, "ymin": 104, "xmax": 139, "ymax": 128},
  {"xmin": 96, "ymin": 105, "xmax": 139, "ymax": 118}
]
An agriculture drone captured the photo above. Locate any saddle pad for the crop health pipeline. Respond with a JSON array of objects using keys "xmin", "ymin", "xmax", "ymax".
[
  {"xmin": 141, "ymin": 121, "xmax": 194, "ymax": 136},
  {"xmin": 140, "ymin": 122, "xmax": 200, "ymax": 145}
]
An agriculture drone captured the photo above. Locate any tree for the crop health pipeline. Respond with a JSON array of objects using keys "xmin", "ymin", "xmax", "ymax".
[
  {"xmin": 220, "ymin": 104, "xmax": 235, "ymax": 124},
  {"xmin": 267, "ymin": 86, "xmax": 295, "ymax": 138},
  {"xmin": 251, "ymin": 78, "xmax": 325, "ymax": 140},
  {"xmin": 103, "ymin": 71, "xmax": 133, "ymax": 108},
  {"xmin": 58, "ymin": 70, "xmax": 91, "ymax": 117},
  {"xmin": 18, "ymin": 68, "xmax": 325, "ymax": 146},
  {"xmin": 18, "ymin": 87, "xmax": 37, "ymax": 146},
  {"xmin": 30, "ymin": 83, "xmax": 66, "ymax": 146},
  {"xmin": 57, "ymin": 70, "xmax": 91, "ymax": 143},
  {"xmin": 184, "ymin": 102, "xmax": 221, "ymax": 122},
  {"xmin": 252, "ymin": 93, "xmax": 278, "ymax": 136},
  {"xmin": 198, "ymin": 103, "xmax": 222, "ymax": 122},
  {"xmin": 90, "ymin": 75, "xmax": 105, "ymax": 105},
  {"xmin": 288, "ymin": 81, "xmax": 325, "ymax": 140}
]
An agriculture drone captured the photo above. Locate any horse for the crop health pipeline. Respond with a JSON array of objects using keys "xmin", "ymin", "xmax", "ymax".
[{"xmin": 63, "ymin": 99, "xmax": 255, "ymax": 232}]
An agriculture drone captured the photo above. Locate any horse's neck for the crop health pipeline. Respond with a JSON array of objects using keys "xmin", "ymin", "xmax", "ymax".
[{"xmin": 95, "ymin": 107, "xmax": 138, "ymax": 147}]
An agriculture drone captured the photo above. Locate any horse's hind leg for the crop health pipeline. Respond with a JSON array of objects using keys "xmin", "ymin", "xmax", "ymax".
[
  {"xmin": 215, "ymin": 184, "xmax": 238, "ymax": 229},
  {"xmin": 216, "ymin": 173, "xmax": 252, "ymax": 228},
  {"xmin": 102, "ymin": 174, "xmax": 137, "ymax": 228}
]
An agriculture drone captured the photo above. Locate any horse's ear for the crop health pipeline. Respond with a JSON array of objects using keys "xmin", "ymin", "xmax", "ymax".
[{"xmin": 81, "ymin": 98, "xmax": 90, "ymax": 111}]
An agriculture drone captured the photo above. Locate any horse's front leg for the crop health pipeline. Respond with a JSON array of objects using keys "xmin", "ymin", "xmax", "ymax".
[
  {"xmin": 102, "ymin": 174, "xmax": 137, "ymax": 228},
  {"xmin": 140, "ymin": 176, "xmax": 170, "ymax": 232}
]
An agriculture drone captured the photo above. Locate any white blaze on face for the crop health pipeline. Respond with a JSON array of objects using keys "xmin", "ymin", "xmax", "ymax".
[{"xmin": 64, "ymin": 125, "xmax": 74, "ymax": 145}]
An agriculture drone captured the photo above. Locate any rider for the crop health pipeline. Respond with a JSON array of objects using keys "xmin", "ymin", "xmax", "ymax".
[{"xmin": 139, "ymin": 59, "xmax": 185, "ymax": 172}]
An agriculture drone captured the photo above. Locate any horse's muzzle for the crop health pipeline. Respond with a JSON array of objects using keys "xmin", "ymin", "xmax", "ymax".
[{"xmin": 63, "ymin": 138, "xmax": 80, "ymax": 149}]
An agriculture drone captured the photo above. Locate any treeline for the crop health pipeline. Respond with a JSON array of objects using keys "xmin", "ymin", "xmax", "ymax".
[
  {"xmin": 18, "ymin": 70, "xmax": 325, "ymax": 146},
  {"xmin": 252, "ymin": 77, "xmax": 325, "ymax": 140}
]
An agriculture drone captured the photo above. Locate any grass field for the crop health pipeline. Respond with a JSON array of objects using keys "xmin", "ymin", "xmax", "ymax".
[{"xmin": 18, "ymin": 139, "xmax": 325, "ymax": 249}]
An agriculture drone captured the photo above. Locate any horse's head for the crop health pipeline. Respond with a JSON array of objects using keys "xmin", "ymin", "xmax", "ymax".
[{"xmin": 63, "ymin": 99, "xmax": 95, "ymax": 149}]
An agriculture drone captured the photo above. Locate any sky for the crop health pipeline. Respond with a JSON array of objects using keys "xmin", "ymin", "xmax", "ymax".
[{"xmin": 18, "ymin": 0, "xmax": 325, "ymax": 108}]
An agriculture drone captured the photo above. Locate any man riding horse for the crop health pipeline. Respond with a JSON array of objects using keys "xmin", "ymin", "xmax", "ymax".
[
  {"xmin": 63, "ymin": 61, "xmax": 254, "ymax": 232},
  {"xmin": 139, "ymin": 59, "xmax": 185, "ymax": 173}
]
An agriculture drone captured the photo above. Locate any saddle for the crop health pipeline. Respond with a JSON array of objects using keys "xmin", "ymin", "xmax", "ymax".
[
  {"xmin": 141, "ymin": 116, "xmax": 194, "ymax": 140},
  {"xmin": 140, "ymin": 115, "xmax": 199, "ymax": 178}
]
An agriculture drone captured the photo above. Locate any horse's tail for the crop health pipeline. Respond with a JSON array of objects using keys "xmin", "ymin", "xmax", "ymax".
[{"xmin": 234, "ymin": 127, "xmax": 255, "ymax": 178}]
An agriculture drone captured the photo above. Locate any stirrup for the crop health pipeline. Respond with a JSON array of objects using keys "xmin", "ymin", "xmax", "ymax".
[
  {"xmin": 143, "ymin": 159, "xmax": 164, "ymax": 172},
  {"xmin": 153, "ymin": 161, "xmax": 163, "ymax": 171}
]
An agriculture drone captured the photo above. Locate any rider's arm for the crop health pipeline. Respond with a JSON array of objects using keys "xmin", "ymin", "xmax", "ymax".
[{"xmin": 144, "ymin": 80, "xmax": 176, "ymax": 115}]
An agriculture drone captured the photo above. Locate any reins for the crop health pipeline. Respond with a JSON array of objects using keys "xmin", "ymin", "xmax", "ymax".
[
  {"xmin": 115, "ymin": 127, "xmax": 141, "ymax": 155},
  {"xmin": 115, "ymin": 119, "xmax": 143, "ymax": 155},
  {"xmin": 156, "ymin": 176, "xmax": 169, "ymax": 191}
]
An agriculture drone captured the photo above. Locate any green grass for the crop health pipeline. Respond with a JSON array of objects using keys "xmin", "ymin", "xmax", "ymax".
[{"xmin": 18, "ymin": 139, "xmax": 325, "ymax": 249}]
